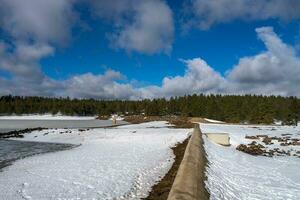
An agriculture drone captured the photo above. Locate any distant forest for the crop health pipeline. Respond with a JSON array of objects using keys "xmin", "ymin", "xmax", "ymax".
[{"xmin": 0, "ymin": 95, "xmax": 299, "ymax": 125}]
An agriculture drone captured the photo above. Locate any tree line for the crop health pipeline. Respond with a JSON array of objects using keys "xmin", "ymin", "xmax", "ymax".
[{"xmin": 0, "ymin": 94, "xmax": 299, "ymax": 125}]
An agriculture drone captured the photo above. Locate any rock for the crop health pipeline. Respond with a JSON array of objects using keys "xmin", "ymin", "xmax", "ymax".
[
  {"xmin": 270, "ymin": 136, "xmax": 280, "ymax": 140},
  {"xmin": 257, "ymin": 144, "xmax": 265, "ymax": 148},
  {"xmin": 262, "ymin": 137, "xmax": 273, "ymax": 145},
  {"xmin": 236, "ymin": 144, "xmax": 265, "ymax": 156},
  {"xmin": 281, "ymin": 133, "xmax": 292, "ymax": 136},
  {"xmin": 236, "ymin": 144, "xmax": 247, "ymax": 151},
  {"xmin": 245, "ymin": 135, "xmax": 259, "ymax": 139},
  {"xmin": 257, "ymin": 135, "xmax": 268, "ymax": 138},
  {"xmin": 280, "ymin": 142, "xmax": 290, "ymax": 146},
  {"xmin": 292, "ymin": 141, "xmax": 300, "ymax": 146}
]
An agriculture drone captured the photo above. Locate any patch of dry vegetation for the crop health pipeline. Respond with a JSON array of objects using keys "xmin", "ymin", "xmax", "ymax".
[{"xmin": 123, "ymin": 115, "xmax": 194, "ymax": 128}]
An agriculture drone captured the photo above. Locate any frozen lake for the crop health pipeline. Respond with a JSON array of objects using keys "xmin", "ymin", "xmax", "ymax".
[
  {"xmin": 0, "ymin": 116, "xmax": 128, "ymax": 179},
  {"xmin": 0, "ymin": 119, "xmax": 128, "ymax": 133},
  {"xmin": 0, "ymin": 140, "xmax": 76, "ymax": 171}
]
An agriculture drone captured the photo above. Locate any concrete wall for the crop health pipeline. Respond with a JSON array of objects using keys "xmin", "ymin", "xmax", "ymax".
[
  {"xmin": 167, "ymin": 124, "xmax": 209, "ymax": 200},
  {"xmin": 206, "ymin": 133, "xmax": 230, "ymax": 146}
]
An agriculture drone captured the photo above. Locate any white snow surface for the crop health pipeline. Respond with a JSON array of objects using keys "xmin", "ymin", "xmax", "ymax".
[
  {"xmin": 201, "ymin": 123, "xmax": 300, "ymax": 200},
  {"xmin": 204, "ymin": 118, "xmax": 225, "ymax": 123},
  {"xmin": 0, "ymin": 121, "xmax": 190, "ymax": 200},
  {"xmin": 0, "ymin": 114, "xmax": 96, "ymax": 120}
]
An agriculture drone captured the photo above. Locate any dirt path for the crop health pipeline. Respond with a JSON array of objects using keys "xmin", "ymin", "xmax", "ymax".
[{"xmin": 143, "ymin": 137, "xmax": 190, "ymax": 200}]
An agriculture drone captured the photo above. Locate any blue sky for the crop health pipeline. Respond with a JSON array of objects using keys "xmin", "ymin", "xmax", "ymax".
[
  {"xmin": 42, "ymin": 19, "xmax": 299, "ymax": 84},
  {"xmin": 0, "ymin": 0, "xmax": 300, "ymax": 99}
]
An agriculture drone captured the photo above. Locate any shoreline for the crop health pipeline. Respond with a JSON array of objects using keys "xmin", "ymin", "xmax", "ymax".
[
  {"xmin": 0, "ymin": 140, "xmax": 77, "ymax": 171},
  {"xmin": 143, "ymin": 137, "xmax": 190, "ymax": 200},
  {"xmin": 0, "ymin": 122, "xmax": 128, "ymax": 139}
]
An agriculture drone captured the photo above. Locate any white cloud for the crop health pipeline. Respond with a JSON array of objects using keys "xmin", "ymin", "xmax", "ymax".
[
  {"xmin": 113, "ymin": 0, "xmax": 174, "ymax": 54},
  {"xmin": 0, "ymin": 68, "xmax": 139, "ymax": 99},
  {"xmin": 141, "ymin": 26, "xmax": 300, "ymax": 98},
  {"xmin": 0, "ymin": 0, "xmax": 76, "ymax": 44},
  {"xmin": 88, "ymin": 0, "xmax": 133, "ymax": 24},
  {"xmin": 62, "ymin": 70, "xmax": 139, "ymax": 99},
  {"xmin": 1, "ymin": 26, "xmax": 300, "ymax": 99},
  {"xmin": 184, "ymin": 0, "xmax": 300, "ymax": 29},
  {"xmin": 0, "ymin": 0, "xmax": 299, "ymax": 100},
  {"xmin": 0, "ymin": 41, "xmax": 61, "ymax": 96},
  {"xmin": 0, "ymin": 42, "xmax": 54, "ymax": 80},
  {"xmin": 0, "ymin": 0, "xmax": 173, "ymax": 98},
  {"xmin": 140, "ymin": 58, "xmax": 225, "ymax": 98},
  {"xmin": 0, "ymin": 0, "xmax": 77, "ymax": 94},
  {"xmin": 91, "ymin": 0, "xmax": 174, "ymax": 54},
  {"xmin": 0, "ymin": 0, "xmax": 76, "ymax": 96},
  {"xmin": 227, "ymin": 26, "xmax": 300, "ymax": 96}
]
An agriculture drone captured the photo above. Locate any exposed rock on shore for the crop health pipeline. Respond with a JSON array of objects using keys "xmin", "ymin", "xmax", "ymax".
[
  {"xmin": 237, "ymin": 134, "xmax": 300, "ymax": 157},
  {"xmin": 236, "ymin": 144, "xmax": 265, "ymax": 155},
  {"xmin": 0, "ymin": 127, "xmax": 44, "ymax": 139}
]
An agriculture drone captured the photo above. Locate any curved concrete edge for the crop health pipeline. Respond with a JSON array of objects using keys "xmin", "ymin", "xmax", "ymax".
[
  {"xmin": 206, "ymin": 133, "xmax": 230, "ymax": 146},
  {"xmin": 167, "ymin": 124, "xmax": 209, "ymax": 200}
]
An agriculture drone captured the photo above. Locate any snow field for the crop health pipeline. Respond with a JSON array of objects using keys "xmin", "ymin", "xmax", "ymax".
[
  {"xmin": 201, "ymin": 123, "xmax": 300, "ymax": 200},
  {"xmin": 0, "ymin": 121, "xmax": 190, "ymax": 200}
]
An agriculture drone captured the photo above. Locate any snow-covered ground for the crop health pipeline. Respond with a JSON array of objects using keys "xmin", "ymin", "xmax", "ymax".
[
  {"xmin": 0, "ymin": 114, "xmax": 96, "ymax": 120},
  {"xmin": 0, "ymin": 121, "xmax": 190, "ymax": 200},
  {"xmin": 204, "ymin": 118, "xmax": 225, "ymax": 123},
  {"xmin": 201, "ymin": 123, "xmax": 300, "ymax": 200}
]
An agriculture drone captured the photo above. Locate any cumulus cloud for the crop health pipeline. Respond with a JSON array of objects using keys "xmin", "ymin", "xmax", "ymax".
[
  {"xmin": 184, "ymin": 0, "xmax": 300, "ymax": 29},
  {"xmin": 0, "ymin": 0, "xmax": 299, "ymax": 99},
  {"xmin": 88, "ymin": 0, "xmax": 133, "ymax": 24},
  {"xmin": 0, "ymin": 0, "xmax": 76, "ymax": 44},
  {"xmin": 0, "ymin": 0, "xmax": 173, "ymax": 99},
  {"xmin": 63, "ymin": 70, "xmax": 139, "ymax": 99},
  {"xmin": 1, "ymin": 26, "xmax": 300, "ymax": 99},
  {"xmin": 0, "ymin": 42, "xmax": 54, "ymax": 81},
  {"xmin": 112, "ymin": 0, "xmax": 174, "ymax": 54},
  {"xmin": 227, "ymin": 26, "xmax": 300, "ymax": 96},
  {"xmin": 0, "ymin": 41, "xmax": 62, "ymax": 96},
  {"xmin": 0, "ymin": 0, "xmax": 76, "ymax": 96},
  {"xmin": 140, "ymin": 26, "xmax": 300, "ymax": 98},
  {"xmin": 91, "ymin": 0, "xmax": 174, "ymax": 54},
  {"xmin": 0, "ymin": 68, "xmax": 139, "ymax": 99},
  {"xmin": 0, "ymin": 0, "xmax": 77, "ymax": 94},
  {"xmin": 140, "ymin": 58, "xmax": 225, "ymax": 98}
]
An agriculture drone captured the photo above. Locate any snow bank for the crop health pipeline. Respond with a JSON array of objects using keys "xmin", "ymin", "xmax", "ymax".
[
  {"xmin": 204, "ymin": 118, "xmax": 225, "ymax": 123},
  {"xmin": 0, "ymin": 114, "xmax": 96, "ymax": 120},
  {"xmin": 0, "ymin": 121, "xmax": 190, "ymax": 200},
  {"xmin": 201, "ymin": 123, "xmax": 300, "ymax": 200}
]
